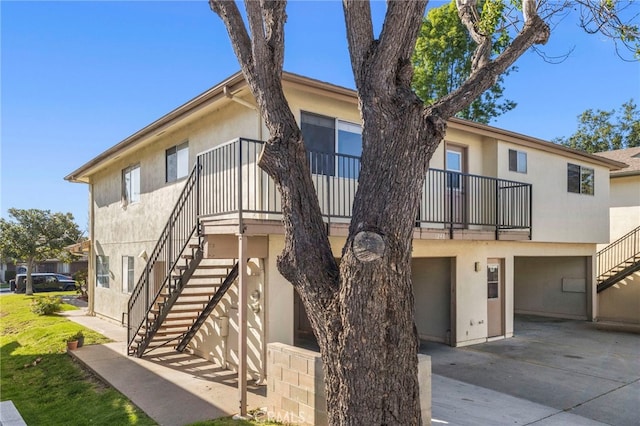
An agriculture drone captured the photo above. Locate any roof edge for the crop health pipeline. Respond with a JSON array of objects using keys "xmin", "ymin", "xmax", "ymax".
[
  {"xmin": 448, "ymin": 117, "xmax": 628, "ymax": 171},
  {"xmin": 65, "ymin": 71, "xmax": 626, "ymax": 182},
  {"xmin": 65, "ymin": 71, "xmax": 246, "ymax": 182}
]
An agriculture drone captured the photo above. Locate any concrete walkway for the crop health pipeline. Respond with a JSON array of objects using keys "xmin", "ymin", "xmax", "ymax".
[
  {"xmin": 61, "ymin": 309, "xmax": 266, "ymax": 426},
  {"xmin": 0, "ymin": 401, "xmax": 28, "ymax": 426},
  {"xmin": 62, "ymin": 308, "xmax": 639, "ymax": 425}
]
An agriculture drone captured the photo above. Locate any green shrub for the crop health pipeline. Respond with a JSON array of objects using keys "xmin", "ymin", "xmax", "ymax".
[
  {"xmin": 67, "ymin": 330, "xmax": 84, "ymax": 342},
  {"xmin": 30, "ymin": 295, "xmax": 62, "ymax": 315}
]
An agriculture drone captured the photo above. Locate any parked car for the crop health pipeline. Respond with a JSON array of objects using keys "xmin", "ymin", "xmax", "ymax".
[{"xmin": 14, "ymin": 273, "xmax": 77, "ymax": 293}]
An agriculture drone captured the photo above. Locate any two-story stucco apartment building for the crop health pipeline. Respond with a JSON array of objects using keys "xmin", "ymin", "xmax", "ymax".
[{"xmin": 66, "ymin": 71, "xmax": 625, "ymax": 380}]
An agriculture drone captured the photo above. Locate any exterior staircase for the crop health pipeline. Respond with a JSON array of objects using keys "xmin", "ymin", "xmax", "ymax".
[
  {"xmin": 597, "ymin": 226, "xmax": 640, "ymax": 293},
  {"xmin": 126, "ymin": 153, "xmax": 239, "ymax": 357},
  {"xmin": 130, "ymin": 253, "xmax": 237, "ymax": 357}
]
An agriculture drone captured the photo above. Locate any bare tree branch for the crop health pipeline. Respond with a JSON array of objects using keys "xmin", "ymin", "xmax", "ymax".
[
  {"xmin": 456, "ymin": 0, "xmax": 492, "ymax": 70},
  {"xmin": 262, "ymin": 1, "xmax": 287, "ymax": 71},
  {"xmin": 209, "ymin": 1, "xmax": 254, "ymax": 74},
  {"xmin": 432, "ymin": 0, "xmax": 550, "ymax": 119},
  {"xmin": 342, "ymin": 0, "xmax": 374, "ymax": 82},
  {"xmin": 375, "ymin": 0, "xmax": 428, "ymax": 87}
]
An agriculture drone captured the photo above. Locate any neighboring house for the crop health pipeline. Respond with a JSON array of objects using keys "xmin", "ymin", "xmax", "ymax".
[
  {"xmin": 65, "ymin": 71, "xmax": 625, "ymax": 381},
  {"xmin": 594, "ymin": 147, "xmax": 640, "ymax": 326}
]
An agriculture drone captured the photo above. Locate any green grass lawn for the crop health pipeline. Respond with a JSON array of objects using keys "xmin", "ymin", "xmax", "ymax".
[
  {"xmin": 0, "ymin": 293, "xmax": 156, "ymax": 425},
  {"xmin": 1, "ymin": 293, "xmax": 279, "ymax": 426}
]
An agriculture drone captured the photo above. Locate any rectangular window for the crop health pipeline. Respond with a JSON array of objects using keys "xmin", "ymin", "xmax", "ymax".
[
  {"xmin": 567, "ymin": 163, "xmax": 594, "ymax": 195},
  {"xmin": 301, "ymin": 112, "xmax": 362, "ymax": 177},
  {"xmin": 446, "ymin": 148, "xmax": 463, "ymax": 189},
  {"xmin": 301, "ymin": 112, "xmax": 335, "ymax": 175},
  {"xmin": 509, "ymin": 149, "xmax": 527, "ymax": 173},
  {"xmin": 96, "ymin": 255, "xmax": 109, "ymax": 288},
  {"xmin": 122, "ymin": 256, "xmax": 134, "ymax": 293},
  {"xmin": 487, "ymin": 264, "xmax": 499, "ymax": 299},
  {"xmin": 122, "ymin": 165, "xmax": 140, "ymax": 205},
  {"xmin": 166, "ymin": 142, "xmax": 189, "ymax": 183}
]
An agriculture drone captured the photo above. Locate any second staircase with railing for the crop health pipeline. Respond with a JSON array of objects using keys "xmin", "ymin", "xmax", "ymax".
[{"xmin": 596, "ymin": 225, "xmax": 640, "ymax": 292}]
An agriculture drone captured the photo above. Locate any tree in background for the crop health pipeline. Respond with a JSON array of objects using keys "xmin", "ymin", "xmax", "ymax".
[
  {"xmin": 209, "ymin": 0, "xmax": 638, "ymax": 423},
  {"xmin": 0, "ymin": 208, "xmax": 82, "ymax": 295},
  {"xmin": 412, "ymin": 0, "xmax": 516, "ymax": 124},
  {"xmin": 554, "ymin": 100, "xmax": 640, "ymax": 153}
]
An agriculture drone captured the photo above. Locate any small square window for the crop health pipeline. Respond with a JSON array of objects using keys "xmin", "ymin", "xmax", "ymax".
[
  {"xmin": 508, "ymin": 149, "xmax": 527, "ymax": 173},
  {"xmin": 568, "ymin": 163, "xmax": 594, "ymax": 195}
]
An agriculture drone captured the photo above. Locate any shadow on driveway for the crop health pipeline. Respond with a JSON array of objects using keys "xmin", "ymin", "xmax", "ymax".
[{"xmin": 421, "ymin": 315, "xmax": 640, "ymax": 426}]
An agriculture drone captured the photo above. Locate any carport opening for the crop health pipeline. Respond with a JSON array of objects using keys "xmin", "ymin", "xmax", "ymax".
[{"xmin": 514, "ymin": 256, "xmax": 592, "ymax": 322}]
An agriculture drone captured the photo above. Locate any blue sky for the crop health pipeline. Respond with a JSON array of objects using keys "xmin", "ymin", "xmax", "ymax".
[{"xmin": 2, "ymin": 1, "xmax": 639, "ymax": 232}]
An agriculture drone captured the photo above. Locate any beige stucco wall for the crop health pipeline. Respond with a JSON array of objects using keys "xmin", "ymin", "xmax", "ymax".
[
  {"xmin": 598, "ymin": 271, "xmax": 640, "ymax": 325},
  {"xmin": 420, "ymin": 128, "xmax": 611, "ymax": 245},
  {"xmin": 514, "ymin": 256, "xmax": 591, "ymax": 320},
  {"xmin": 89, "ymin": 83, "xmax": 360, "ymax": 320},
  {"xmin": 495, "ymin": 142, "xmax": 610, "ymax": 244},
  {"xmin": 266, "ymin": 234, "xmax": 596, "ymax": 348},
  {"xmin": 608, "ymin": 175, "xmax": 640, "ymax": 242},
  {"xmin": 90, "ymin": 97, "xmax": 262, "ymax": 321},
  {"xmin": 189, "ymin": 258, "xmax": 265, "ymax": 381}
]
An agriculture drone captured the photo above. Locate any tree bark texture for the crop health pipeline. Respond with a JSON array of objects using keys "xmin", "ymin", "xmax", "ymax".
[{"xmin": 210, "ymin": 1, "xmax": 549, "ymax": 424}]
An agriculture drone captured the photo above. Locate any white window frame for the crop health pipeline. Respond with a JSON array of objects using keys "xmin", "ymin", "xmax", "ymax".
[
  {"xmin": 166, "ymin": 141, "xmax": 189, "ymax": 183},
  {"xmin": 567, "ymin": 163, "xmax": 594, "ymax": 195},
  {"xmin": 508, "ymin": 149, "xmax": 527, "ymax": 173},
  {"xmin": 122, "ymin": 256, "xmax": 134, "ymax": 293},
  {"xmin": 122, "ymin": 164, "xmax": 141, "ymax": 205},
  {"xmin": 96, "ymin": 255, "xmax": 109, "ymax": 288},
  {"xmin": 300, "ymin": 111, "xmax": 362, "ymax": 177}
]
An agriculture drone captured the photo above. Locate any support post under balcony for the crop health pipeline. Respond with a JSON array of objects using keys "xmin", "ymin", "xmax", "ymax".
[{"xmin": 237, "ymin": 234, "xmax": 248, "ymax": 417}]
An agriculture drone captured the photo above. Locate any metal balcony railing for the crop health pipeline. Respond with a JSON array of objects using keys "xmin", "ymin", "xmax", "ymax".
[
  {"xmin": 128, "ymin": 137, "xmax": 533, "ymax": 352},
  {"xmin": 197, "ymin": 138, "xmax": 532, "ymax": 238}
]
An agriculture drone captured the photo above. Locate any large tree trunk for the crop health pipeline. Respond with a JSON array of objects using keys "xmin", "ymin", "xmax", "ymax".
[
  {"xmin": 329, "ymin": 100, "xmax": 442, "ymax": 424},
  {"xmin": 209, "ymin": 1, "xmax": 549, "ymax": 424}
]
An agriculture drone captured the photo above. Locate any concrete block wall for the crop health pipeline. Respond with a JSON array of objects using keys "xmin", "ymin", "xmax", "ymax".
[
  {"xmin": 267, "ymin": 343, "xmax": 326, "ymax": 425},
  {"xmin": 267, "ymin": 342, "xmax": 432, "ymax": 425}
]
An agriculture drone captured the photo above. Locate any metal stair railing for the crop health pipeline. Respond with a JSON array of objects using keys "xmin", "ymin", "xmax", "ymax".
[
  {"xmin": 127, "ymin": 159, "xmax": 202, "ymax": 355},
  {"xmin": 175, "ymin": 261, "xmax": 240, "ymax": 352},
  {"xmin": 597, "ymin": 225, "xmax": 640, "ymax": 292},
  {"xmin": 136, "ymin": 247, "xmax": 205, "ymax": 356}
]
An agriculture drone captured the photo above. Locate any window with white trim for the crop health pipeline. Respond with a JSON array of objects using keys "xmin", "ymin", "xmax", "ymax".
[
  {"xmin": 96, "ymin": 255, "xmax": 110, "ymax": 288},
  {"xmin": 508, "ymin": 149, "xmax": 527, "ymax": 173},
  {"xmin": 122, "ymin": 256, "xmax": 134, "ymax": 293},
  {"xmin": 301, "ymin": 111, "xmax": 362, "ymax": 178},
  {"xmin": 567, "ymin": 163, "xmax": 594, "ymax": 195},
  {"xmin": 166, "ymin": 142, "xmax": 189, "ymax": 183},
  {"xmin": 122, "ymin": 165, "xmax": 140, "ymax": 205}
]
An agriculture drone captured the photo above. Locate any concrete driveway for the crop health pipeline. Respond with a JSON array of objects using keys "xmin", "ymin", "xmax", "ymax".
[{"xmin": 421, "ymin": 315, "xmax": 640, "ymax": 426}]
